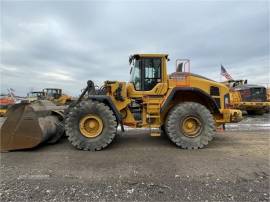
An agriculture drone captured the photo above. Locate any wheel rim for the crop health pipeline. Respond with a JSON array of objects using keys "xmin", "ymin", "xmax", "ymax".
[
  {"xmin": 181, "ymin": 116, "xmax": 202, "ymax": 137},
  {"xmin": 79, "ymin": 115, "xmax": 103, "ymax": 138}
]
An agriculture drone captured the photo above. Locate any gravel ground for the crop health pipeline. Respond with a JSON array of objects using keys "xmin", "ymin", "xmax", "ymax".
[{"xmin": 0, "ymin": 114, "xmax": 269, "ymax": 201}]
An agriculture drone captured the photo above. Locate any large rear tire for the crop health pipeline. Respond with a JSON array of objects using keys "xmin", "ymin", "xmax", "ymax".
[
  {"xmin": 165, "ymin": 102, "xmax": 215, "ymax": 149},
  {"xmin": 65, "ymin": 100, "xmax": 117, "ymax": 151}
]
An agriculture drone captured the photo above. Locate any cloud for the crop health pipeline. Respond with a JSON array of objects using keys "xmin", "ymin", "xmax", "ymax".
[
  {"xmin": 0, "ymin": 0, "xmax": 269, "ymax": 96},
  {"xmin": 40, "ymin": 70, "xmax": 74, "ymax": 81}
]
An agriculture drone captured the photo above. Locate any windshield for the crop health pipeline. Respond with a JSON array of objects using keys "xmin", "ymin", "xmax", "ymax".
[
  {"xmin": 45, "ymin": 89, "xmax": 59, "ymax": 96},
  {"xmin": 129, "ymin": 59, "xmax": 141, "ymax": 90},
  {"xmin": 29, "ymin": 92, "xmax": 41, "ymax": 97},
  {"xmin": 47, "ymin": 90, "xmax": 54, "ymax": 96}
]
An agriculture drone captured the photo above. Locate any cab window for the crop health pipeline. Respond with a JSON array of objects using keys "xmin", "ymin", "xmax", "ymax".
[
  {"xmin": 130, "ymin": 60, "xmax": 142, "ymax": 90},
  {"xmin": 143, "ymin": 58, "xmax": 161, "ymax": 91},
  {"xmin": 129, "ymin": 57, "xmax": 162, "ymax": 91}
]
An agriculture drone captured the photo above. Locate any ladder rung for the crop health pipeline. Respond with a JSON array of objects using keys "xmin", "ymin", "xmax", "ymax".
[
  {"xmin": 147, "ymin": 115, "xmax": 160, "ymax": 118},
  {"xmin": 150, "ymin": 132, "xmax": 161, "ymax": 137}
]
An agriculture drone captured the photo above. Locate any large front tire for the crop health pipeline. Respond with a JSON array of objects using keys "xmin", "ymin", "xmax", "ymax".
[
  {"xmin": 165, "ymin": 102, "xmax": 215, "ymax": 149},
  {"xmin": 65, "ymin": 100, "xmax": 117, "ymax": 151}
]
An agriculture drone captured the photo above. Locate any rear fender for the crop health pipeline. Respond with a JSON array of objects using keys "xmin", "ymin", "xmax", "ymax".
[{"xmin": 161, "ymin": 87, "xmax": 220, "ymax": 114}]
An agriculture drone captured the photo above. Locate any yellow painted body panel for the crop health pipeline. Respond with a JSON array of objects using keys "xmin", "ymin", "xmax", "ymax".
[
  {"xmin": 168, "ymin": 75, "xmax": 229, "ymax": 109},
  {"xmin": 55, "ymin": 95, "xmax": 72, "ymax": 105}
]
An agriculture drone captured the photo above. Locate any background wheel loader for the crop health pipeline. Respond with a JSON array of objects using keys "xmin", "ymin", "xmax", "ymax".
[
  {"xmin": 64, "ymin": 54, "xmax": 242, "ymax": 151},
  {"xmin": 224, "ymin": 80, "xmax": 270, "ymax": 115},
  {"xmin": 42, "ymin": 88, "xmax": 72, "ymax": 105},
  {"xmin": 27, "ymin": 88, "xmax": 72, "ymax": 105},
  {"xmin": 27, "ymin": 91, "xmax": 46, "ymax": 102}
]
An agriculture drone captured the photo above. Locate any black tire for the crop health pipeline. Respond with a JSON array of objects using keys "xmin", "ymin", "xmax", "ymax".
[
  {"xmin": 255, "ymin": 109, "xmax": 264, "ymax": 115},
  {"xmin": 160, "ymin": 125, "xmax": 167, "ymax": 137},
  {"xmin": 165, "ymin": 102, "xmax": 215, "ymax": 149},
  {"xmin": 65, "ymin": 100, "xmax": 117, "ymax": 151},
  {"xmin": 246, "ymin": 110, "xmax": 255, "ymax": 115},
  {"xmin": 256, "ymin": 109, "xmax": 265, "ymax": 115},
  {"xmin": 247, "ymin": 109, "xmax": 264, "ymax": 115}
]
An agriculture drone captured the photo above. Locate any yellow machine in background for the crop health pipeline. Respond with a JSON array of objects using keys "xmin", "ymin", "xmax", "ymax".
[
  {"xmin": 0, "ymin": 107, "xmax": 7, "ymax": 117},
  {"xmin": 0, "ymin": 94, "xmax": 16, "ymax": 117},
  {"xmin": 224, "ymin": 80, "xmax": 270, "ymax": 115},
  {"xmin": 64, "ymin": 54, "xmax": 242, "ymax": 151},
  {"xmin": 27, "ymin": 88, "xmax": 72, "ymax": 105},
  {"xmin": 42, "ymin": 88, "xmax": 72, "ymax": 105},
  {"xmin": 267, "ymin": 87, "xmax": 270, "ymax": 101},
  {"xmin": 27, "ymin": 91, "xmax": 45, "ymax": 102}
]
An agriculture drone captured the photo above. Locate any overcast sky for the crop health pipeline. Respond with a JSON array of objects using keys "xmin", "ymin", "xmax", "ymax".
[{"xmin": 1, "ymin": 0, "xmax": 269, "ymax": 96}]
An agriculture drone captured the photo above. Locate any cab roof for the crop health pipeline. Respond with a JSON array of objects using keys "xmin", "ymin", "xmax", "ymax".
[
  {"xmin": 30, "ymin": 91, "xmax": 43, "ymax": 93},
  {"xmin": 43, "ymin": 88, "xmax": 62, "ymax": 90},
  {"xmin": 132, "ymin": 53, "xmax": 168, "ymax": 58}
]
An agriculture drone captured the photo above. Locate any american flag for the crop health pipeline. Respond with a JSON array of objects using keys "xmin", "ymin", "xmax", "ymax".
[{"xmin": 220, "ymin": 65, "xmax": 233, "ymax": 80}]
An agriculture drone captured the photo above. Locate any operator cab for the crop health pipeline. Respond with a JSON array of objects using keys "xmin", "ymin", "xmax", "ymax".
[
  {"xmin": 129, "ymin": 54, "xmax": 168, "ymax": 91},
  {"xmin": 43, "ymin": 88, "xmax": 62, "ymax": 99},
  {"xmin": 224, "ymin": 80, "xmax": 248, "ymax": 88},
  {"xmin": 28, "ymin": 91, "xmax": 45, "ymax": 99}
]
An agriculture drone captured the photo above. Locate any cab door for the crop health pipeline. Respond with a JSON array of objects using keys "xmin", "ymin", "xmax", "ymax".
[{"xmin": 127, "ymin": 57, "xmax": 168, "ymax": 127}]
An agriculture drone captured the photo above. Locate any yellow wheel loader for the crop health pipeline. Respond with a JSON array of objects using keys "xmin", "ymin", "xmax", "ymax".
[
  {"xmin": 42, "ymin": 88, "xmax": 72, "ymax": 105},
  {"xmin": 64, "ymin": 54, "xmax": 242, "ymax": 151},
  {"xmin": 27, "ymin": 89, "xmax": 72, "ymax": 105},
  {"xmin": 0, "ymin": 53, "xmax": 243, "ymax": 152},
  {"xmin": 27, "ymin": 91, "xmax": 46, "ymax": 102}
]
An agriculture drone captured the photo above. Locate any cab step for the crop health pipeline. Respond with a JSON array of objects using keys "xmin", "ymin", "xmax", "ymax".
[{"xmin": 150, "ymin": 131, "xmax": 161, "ymax": 137}]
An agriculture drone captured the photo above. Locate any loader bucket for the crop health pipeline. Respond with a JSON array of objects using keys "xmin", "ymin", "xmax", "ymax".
[{"xmin": 0, "ymin": 100, "xmax": 66, "ymax": 152}]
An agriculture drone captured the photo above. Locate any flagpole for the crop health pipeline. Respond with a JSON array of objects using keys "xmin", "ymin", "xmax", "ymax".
[{"xmin": 220, "ymin": 64, "xmax": 222, "ymax": 82}]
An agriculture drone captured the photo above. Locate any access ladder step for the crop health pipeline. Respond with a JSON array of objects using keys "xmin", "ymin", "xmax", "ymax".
[{"xmin": 150, "ymin": 132, "xmax": 161, "ymax": 137}]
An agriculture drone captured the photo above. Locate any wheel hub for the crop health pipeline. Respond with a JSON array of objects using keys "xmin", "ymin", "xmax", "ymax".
[
  {"xmin": 181, "ymin": 116, "xmax": 202, "ymax": 137},
  {"xmin": 79, "ymin": 115, "xmax": 103, "ymax": 138}
]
